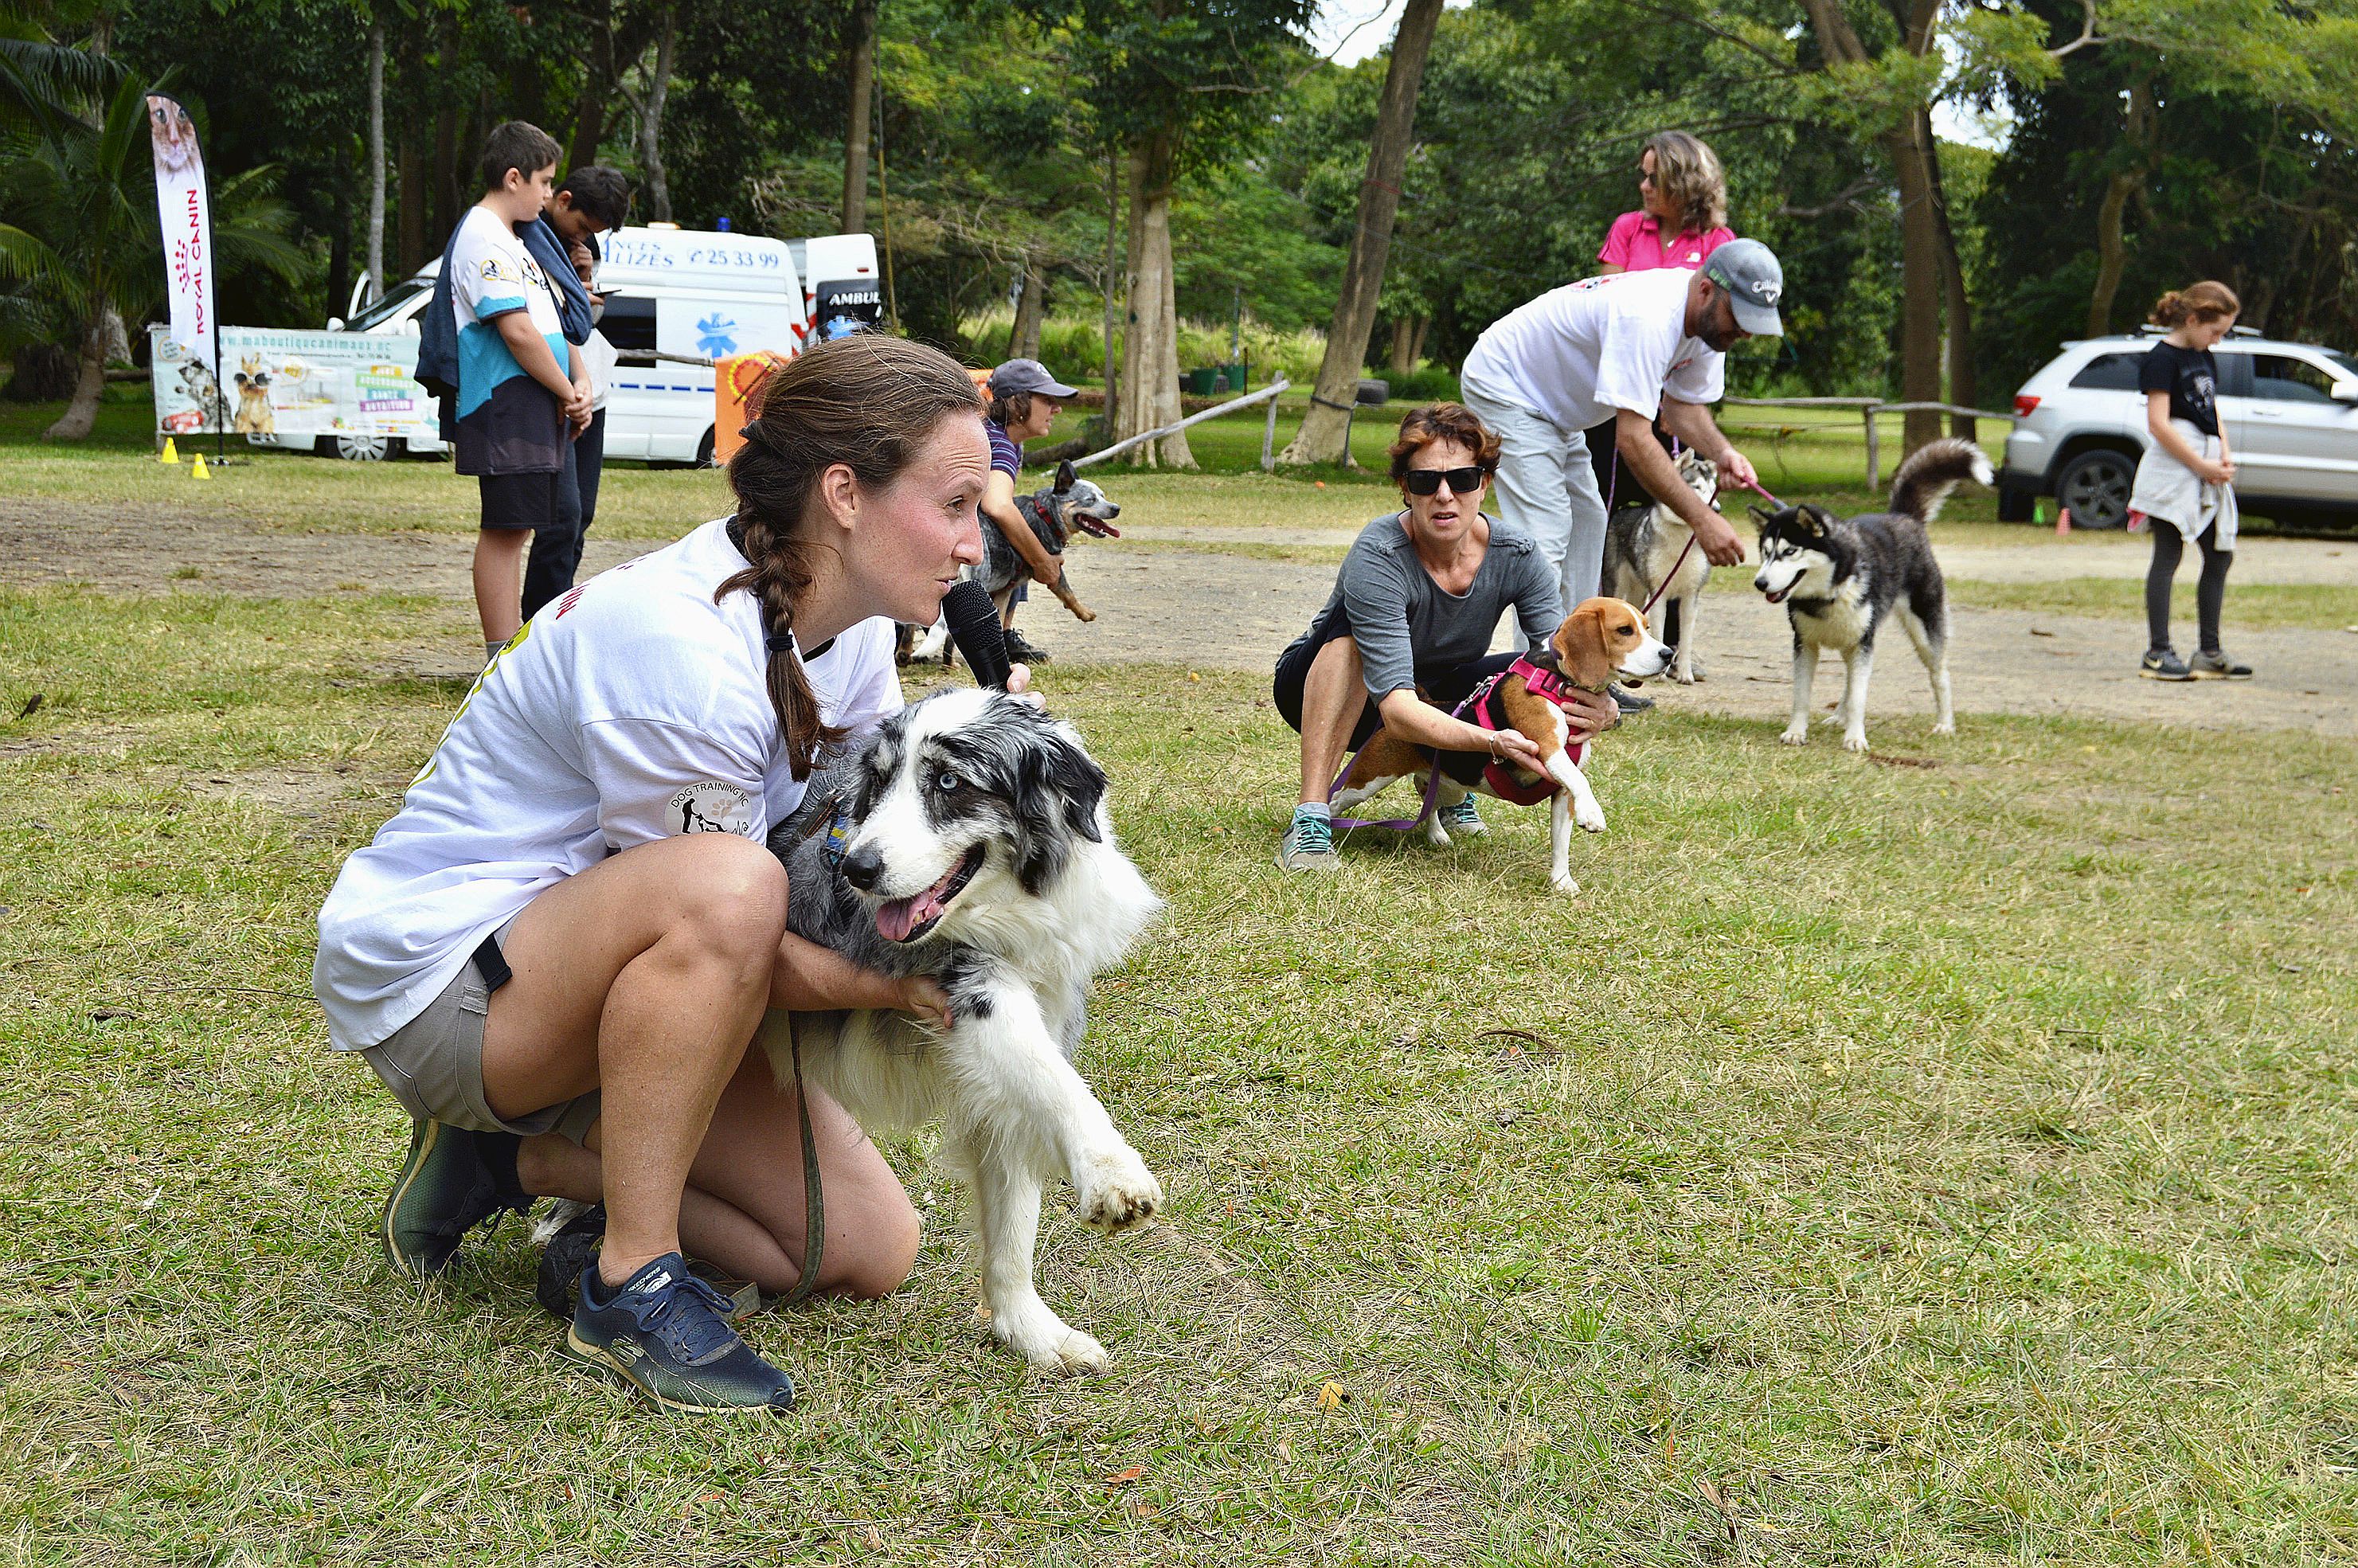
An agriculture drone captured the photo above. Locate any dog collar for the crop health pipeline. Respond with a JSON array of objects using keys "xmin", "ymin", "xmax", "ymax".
[{"xmin": 1510, "ymin": 653, "xmax": 1608, "ymax": 700}]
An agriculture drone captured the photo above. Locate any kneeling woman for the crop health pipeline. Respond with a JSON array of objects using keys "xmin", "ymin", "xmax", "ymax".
[
  {"xmin": 315, "ymin": 337, "xmax": 1001, "ymax": 1414},
  {"xmin": 1273, "ymin": 403, "xmax": 1617, "ymax": 871}
]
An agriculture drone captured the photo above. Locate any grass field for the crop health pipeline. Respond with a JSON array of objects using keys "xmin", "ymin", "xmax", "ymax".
[{"xmin": 2, "ymin": 564, "xmax": 2356, "ymax": 1561}]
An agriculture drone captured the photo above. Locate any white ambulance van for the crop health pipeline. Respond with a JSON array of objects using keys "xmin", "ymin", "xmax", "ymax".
[{"xmin": 302, "ymin": 225, "xmax": 877, "ymax": 463}]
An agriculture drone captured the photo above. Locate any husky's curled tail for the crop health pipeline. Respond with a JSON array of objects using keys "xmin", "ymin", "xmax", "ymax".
[{"xmin": 1887, "ymin": 437, "xmax": 1996, "ymax": 526}]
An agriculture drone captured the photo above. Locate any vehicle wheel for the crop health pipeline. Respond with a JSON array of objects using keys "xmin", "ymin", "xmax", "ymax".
[
  {"xmin": 334, "ymin": 432, "xmax": 396, "ymax": 462},
  {"xmin": 2053, "ymin": 448, "xmax": 2135, "ymax": 530},
  {"xmin": 695, "ymin": 428, "xmax": 717, "ymax": 468}
]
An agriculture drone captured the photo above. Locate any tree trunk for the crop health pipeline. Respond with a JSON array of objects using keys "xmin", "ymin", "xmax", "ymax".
[
  {"xmin": 840, "ymin": 0, "xmax": 876, "ymax": 233},
  {"xmin": 1924, "ymin": 112, "xmax": 1974, "ymax": 436},
  {"xmin": 42, "ymin": 321, "xmax": 108, "ymax": 442},
  {"xmin": 1883, "ymin": 117, "xmax": 1944, "ymax": 455},
  {"xmin": 1101, "ymin": 146, "xmax": 1121, "ymax": 433},
  {"xmin": 1388, "ymin": 316, "xmax": 1414, "ymax": 377},
  {"xmin": 328, "ymin": 180, "xmax": 352, "ymax": 319},
  {"xmin": 396, "ymin": 131, "xmax": 424, "ymax": 275},
  {"xmin": 568, "ymin": 0, "xmax": 616, "ymax": 176},
  {"xmin": 1010, "ymin": 258, "xmax": 1047, "ymax": 361},
  {"xmin": 366, "ymin": 13, "xmax": 385, "ymax": 299},
  {"xmin": 2085, "ymin": 73, "xmax": 2156, "ymax": 339},
  {"xmin": 432, "ymin": 101, "xmax": 459, "ymax": 248},
  {"xmin": 637, "ymin": 6, "xmax": 678, "ymax": 223},
  {"xmin": 1119, "ymin": 127, "xmax": 1191, "ymax": 467},
  {"xmin": 1281, "ymin": 0, "xmax": 1442, "ymax": 467}
]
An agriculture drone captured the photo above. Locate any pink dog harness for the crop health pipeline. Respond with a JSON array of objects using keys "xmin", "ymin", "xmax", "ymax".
[{"xmin": 1468, "ymin": 655, "xmax": 1587, "ymax": 806}]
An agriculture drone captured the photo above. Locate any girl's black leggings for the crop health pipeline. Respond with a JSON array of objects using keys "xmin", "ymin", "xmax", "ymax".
[{"xmin": 2146, "ymin": 522, "xmax": 2231, "ymax": 654}]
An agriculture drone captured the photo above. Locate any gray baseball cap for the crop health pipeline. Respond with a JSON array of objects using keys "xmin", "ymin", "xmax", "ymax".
[
  {"xmin": 1702, "ymin": 239, "xmax": 1785, "ymax": 336},
  {"xmin": 987, "ymin": 358, "xmax": 1080, "ymax": 400}
]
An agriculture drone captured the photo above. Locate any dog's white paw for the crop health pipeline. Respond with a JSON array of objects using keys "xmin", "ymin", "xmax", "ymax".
[
  {"xmin": 1423, "ymin": 822, "xmax": 1452, "ymax": 848},
  {"xmin": 991, "ymin": 1300, "xmax": 1111, "ymax": 1376},
  {"xmin": 1574, "ymin": 800, "xmax": 1606, "ymax": 834},
  {"xmin": 1933, "ymin": 719, "xmax": 1955, "ymax": 737},
  {"xmin": 1073, "ymin": 1149, "xmax": 1163, "ymax": 1232},
  {"xmin": 1780, "ymin": 723, "xmax": 1809, "ymax": 746},
  {"xmin": 1672, "ymin": 669, "xmax": 1697, "ymax": 686},
  {"xmin": 1550, "ymin": 870, "xmax": 1581, "ymax": 896},
  {"xmin": 1842, "ymin": 731, "xmax": 1870, "ymax": 753}
]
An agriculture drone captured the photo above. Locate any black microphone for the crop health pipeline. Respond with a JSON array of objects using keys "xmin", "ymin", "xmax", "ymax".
[{"xmin": 940, "ymin": 580, "xmax": 1011, "ymax": 690}]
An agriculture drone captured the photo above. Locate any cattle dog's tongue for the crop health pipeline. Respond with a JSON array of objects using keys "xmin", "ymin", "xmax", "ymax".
[{"xmin": 874, "ymin": 854, "xmax": 969, "ymax": 942}]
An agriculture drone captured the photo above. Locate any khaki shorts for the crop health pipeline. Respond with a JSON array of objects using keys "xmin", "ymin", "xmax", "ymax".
[{"xmin": 361, "ymin": 941, "xmax": 600, "ymax": 1146}]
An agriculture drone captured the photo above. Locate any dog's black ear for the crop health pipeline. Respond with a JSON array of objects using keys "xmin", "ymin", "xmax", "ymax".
[
  {"xmin": 1801, "ymin": 508, "xmax": 1828, "ymax": 538},
  {"xmin": 1054, "ymin": 459, "xmax": 1077, "ymax": 493},
  {"xmin": 1009, "ymin": 720, "xmax": 1105, "ymax": 894},
  {"xmin": 1748, "ymin": 503, "xmax": 1773, "ymax": 527}
]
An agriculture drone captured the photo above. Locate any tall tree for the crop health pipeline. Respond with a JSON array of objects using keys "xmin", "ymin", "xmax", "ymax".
[
  {"xmin": 1281, "ymin": 0, "xmax": 1442, "ymax": 467},
  {"xmin": 1023, "ymin": 0, "xmax": 1316, "ymax": 467},
  {"xmin": 620, "ymin": 2, "xmax": 676, "ymax": 221},
  {"xmin": 364, "ymin": 7, "xmax": 384, "ymax": 299},
  {"xmin": 840, "ymin": 0, "xmax": 874, "ymax": 233}
]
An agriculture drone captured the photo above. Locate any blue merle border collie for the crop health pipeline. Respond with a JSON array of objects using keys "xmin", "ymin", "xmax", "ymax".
[{"xmin": 755, "ymin": 687, "xmax": 1163, "ymax": 1375}]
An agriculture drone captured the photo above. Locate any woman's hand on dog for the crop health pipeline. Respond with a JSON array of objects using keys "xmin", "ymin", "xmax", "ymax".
[
  {"xmin": 1558, "ymin": 686, "xmax": 1618, "ymax": 744},
  {"xmin": 1477, "ymin": 725, "xmax": 1547, "ymax": 771},
  {"xmin": 892, "ymin": 976, "xmax": 956, "ymax": 1029}
]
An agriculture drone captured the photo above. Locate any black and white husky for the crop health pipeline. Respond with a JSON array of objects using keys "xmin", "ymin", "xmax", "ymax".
[
  {"xmin": 1601, "ymin": 448, "xmax": 1719, "ymax": 684},
  {"xmin": 1750, "ymin": 438, "xmax": 1989, "ymax": 753},
  {"xmin": 757, "ymin": 687, "xmax": 1163, "ymax": 1374}
]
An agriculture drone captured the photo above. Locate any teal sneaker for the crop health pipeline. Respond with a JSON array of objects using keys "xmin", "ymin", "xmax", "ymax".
[
  {"xmin": 1275, "ymin": 808, "xmax": 1338, "ymax": 873},
  {"xmin": 1440, "ymin": 794, "xmax": 1486, "ymax": 836},
  {"xmin": 381, "ymin": 1117, "xmax": 528, "ymax": 1279},
  {"xmin": 566, "ymin": 1253, "xmax": 796, "ymax": 1414}
]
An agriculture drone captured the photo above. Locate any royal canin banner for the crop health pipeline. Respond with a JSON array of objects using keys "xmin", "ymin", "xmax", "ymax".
[{"xmin": 147, "ymin": 95, "xmax": 215, "ymax": 370}]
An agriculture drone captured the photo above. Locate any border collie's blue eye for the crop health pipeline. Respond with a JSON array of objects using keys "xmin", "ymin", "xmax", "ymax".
[{"xmin": 937, "ymin": 772, "xmax": 962, "ymax": 792}]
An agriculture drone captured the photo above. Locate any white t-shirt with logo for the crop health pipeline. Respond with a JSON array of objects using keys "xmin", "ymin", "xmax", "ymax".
[
  {"xmin": 1460, "ymin": 268, "xmax": 1723, "ymax": 433},
  {"xmin": 313, "ymin": 517, "xmax": 902, "ymax": 1051}
]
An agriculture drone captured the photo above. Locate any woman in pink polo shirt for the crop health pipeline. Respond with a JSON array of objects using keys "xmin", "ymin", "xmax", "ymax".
[{"xmin": 1597, "ymin": 131, "xmax": 1734, "ymax": 278}]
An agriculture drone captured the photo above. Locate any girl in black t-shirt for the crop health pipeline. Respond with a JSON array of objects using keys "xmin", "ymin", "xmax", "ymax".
[{"xmin": 2129, "ymin": 281, "xmax": 2250, "ymax": 681}]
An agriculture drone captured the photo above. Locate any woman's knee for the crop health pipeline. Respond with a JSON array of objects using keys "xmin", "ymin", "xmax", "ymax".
[
  {"xmin": 822, "ymin": 1183, "xmax": 923, "ymax": 1300},
  {"xmin": 658, "ymin": 835, "xmax": 788, "ymax": 960}
]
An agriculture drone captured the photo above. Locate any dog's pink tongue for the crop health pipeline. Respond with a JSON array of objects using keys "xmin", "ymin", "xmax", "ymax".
[{"xmin": 876, "ymin": 886, "xmax": 943, "ymax": 943}]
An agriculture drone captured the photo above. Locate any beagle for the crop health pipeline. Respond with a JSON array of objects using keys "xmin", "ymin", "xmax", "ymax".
[{"xmin": 1329, "ymin": 596, "xmax": 1673, "ymax": 894}]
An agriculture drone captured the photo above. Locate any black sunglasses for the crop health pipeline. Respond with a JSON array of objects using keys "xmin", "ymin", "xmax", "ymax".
[{"xmin": 1402, "ymin": 465, "xmax": 1490, "ymax": 496}]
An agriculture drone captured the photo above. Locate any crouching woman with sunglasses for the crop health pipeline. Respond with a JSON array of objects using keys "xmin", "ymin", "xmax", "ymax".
[{"xmin": 1272, "ymin": 403, "xmax": 1618, "ymax": 872}]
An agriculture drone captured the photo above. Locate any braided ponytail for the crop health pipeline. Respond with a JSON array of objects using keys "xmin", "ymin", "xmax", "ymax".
[{"xmin": 716, "ymin": 334, "xmax": 985, "ymax": 778}]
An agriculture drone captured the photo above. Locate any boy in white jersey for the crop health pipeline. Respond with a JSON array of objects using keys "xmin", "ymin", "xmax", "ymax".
[{"xmin": 449, "ymin": 122, "xmax": 592, "ymax": 663}]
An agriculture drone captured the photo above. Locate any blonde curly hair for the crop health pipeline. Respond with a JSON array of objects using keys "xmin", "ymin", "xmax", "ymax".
[{"xmin": 1644, "ymin": 131, "xmax": 1726, "ymax": 233}]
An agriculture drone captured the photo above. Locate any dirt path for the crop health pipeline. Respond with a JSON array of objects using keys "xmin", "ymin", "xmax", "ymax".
[{"xmin": 5, "ymin": 499, "xmax": 2353, "ymax": 739}]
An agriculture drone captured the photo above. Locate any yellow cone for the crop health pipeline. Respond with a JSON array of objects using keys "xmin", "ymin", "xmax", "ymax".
[
  {"xmin": 159, "ymin": 436, "xmax": 180, "ymax": 464},
  {"xmin": 190, "ymin": 452, "xmax": 211, "ymax": 480}
]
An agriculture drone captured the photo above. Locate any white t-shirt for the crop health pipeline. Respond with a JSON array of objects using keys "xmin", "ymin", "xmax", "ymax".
[
  {"xmin": 1460, "ymin": 268, "xmax": 1723, "ymax": 433},
  {"xmin": 584, "ymin": 327, "xmax": 618, "ymax": 412},
  {"xmin": 313, "ymin": 517, "xmax": 903, "ymax": 1051}
]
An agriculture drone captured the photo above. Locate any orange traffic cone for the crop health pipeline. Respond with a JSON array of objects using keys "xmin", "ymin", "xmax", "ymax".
[{"xmin": 2055, "ymin": 506, "xmax": 2071, "ymax": 535}]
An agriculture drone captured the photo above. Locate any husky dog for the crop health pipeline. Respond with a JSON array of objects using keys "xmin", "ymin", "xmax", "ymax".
[
  {"xmin": 1602, "ymin": 449, "xmax": 1719, "ymax": 683},
  {"xmin": 909, "ymin": 464, "xmax": 1123, "ymax": 663},
  {"xmin": 1750, "ymin": 437, "xmax": 1989, "ymax": 753},
  {"xmin": 757, "ymin": 687, "xmax": 1163, "ymax": 1374}
]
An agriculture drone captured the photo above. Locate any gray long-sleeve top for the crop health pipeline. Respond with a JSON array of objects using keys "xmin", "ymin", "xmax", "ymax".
[{"xmin": 1316, "ymin": 512, "xmax": 1562, "ymax": 702}]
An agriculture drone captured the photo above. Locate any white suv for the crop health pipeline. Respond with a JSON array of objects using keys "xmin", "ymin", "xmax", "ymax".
[{"xmin": 2000, "ymin": 329, "xmax": 2358, "ymax": 529}]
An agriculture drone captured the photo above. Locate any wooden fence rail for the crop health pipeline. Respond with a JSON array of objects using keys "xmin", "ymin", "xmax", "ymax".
[
  {"xmin": 1723, "ymin": 396, "xmax": 2018, "ymax": 490},
  {"xmin": 1072, "ymin": 377, "xmax": 1293, "ymax": 473}
]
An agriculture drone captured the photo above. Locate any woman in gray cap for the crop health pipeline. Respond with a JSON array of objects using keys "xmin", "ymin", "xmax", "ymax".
[{"xmin": 983, "ymin": 357, "xmax": 1079, "ymax": 665}]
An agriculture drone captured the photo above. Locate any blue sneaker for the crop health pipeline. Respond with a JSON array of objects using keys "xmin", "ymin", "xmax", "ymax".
[
  {"xmin": 1275, "ymin": 808, "xmax": 1338, "ymax": 872},
  {"xmin": 1440, "ymin": 794, "xmax": 1486, "ymax": 836},
  {"xmin": 381, "ymin": 1117, "xmax": 528, "ymax": 1279},
  {"xmin": 566, "ymin": 1253, "xmax": 796, "ymax": 1414}
]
